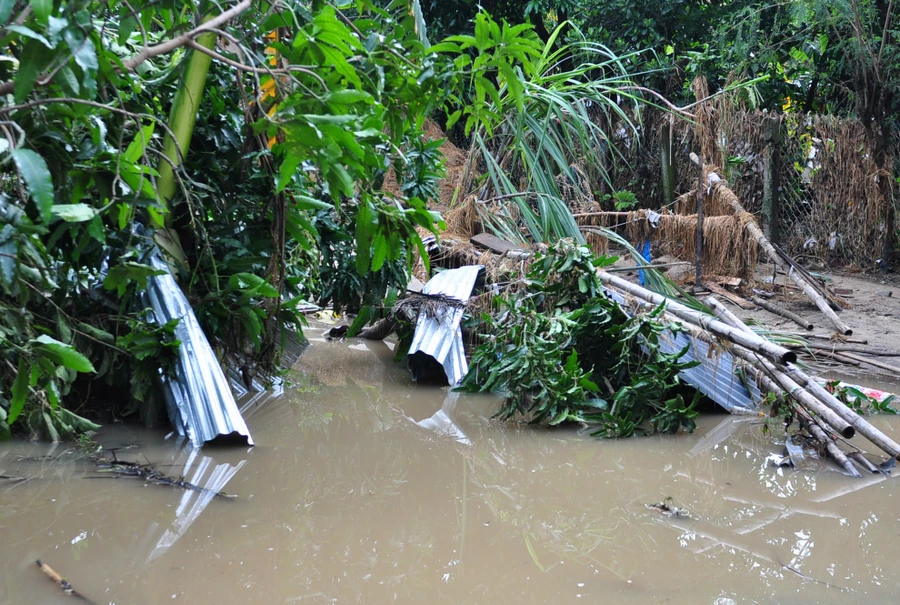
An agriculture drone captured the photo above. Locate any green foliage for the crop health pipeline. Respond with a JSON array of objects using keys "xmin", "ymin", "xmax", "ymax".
[
  {"xmin": 116, "ymin": 313, "xmax": 181, "ymax": 406},
  {"xmin": 0, "ymin": 0, "xmax": 464, "ymax": 436},
  {"xmin": 828, "ymin": 381, "xmax": 898, "ymax": 416},
  {"xmin": 458, "ymin": 240, "xmax": 700, "ymax": 437},
  {"xmin": 604, "ymin": 190, "xmax": 638, "ymax": 212}
]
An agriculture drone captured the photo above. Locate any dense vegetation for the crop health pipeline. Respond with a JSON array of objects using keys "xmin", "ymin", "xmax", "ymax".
[
  {"xmin": 1, "ymin": 0, "xmax": 897, "ymax": 440},
  {"xmin": 459, "ymin": 241, "xmax": 701, "ymax": 436}
]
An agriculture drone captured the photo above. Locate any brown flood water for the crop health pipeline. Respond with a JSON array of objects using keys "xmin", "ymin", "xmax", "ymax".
[{"xmin": 3, "ymin": 324, "xmax": 900, "ymax": 604}]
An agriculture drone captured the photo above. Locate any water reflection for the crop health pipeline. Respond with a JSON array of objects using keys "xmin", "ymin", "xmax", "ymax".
[
  {"xmin": 2, "ymin": 331, "xmax": 900, "ymax": 604},
  {"xmin": 146, "ymin": 445, "xmax": 248, "ymax": 561}
]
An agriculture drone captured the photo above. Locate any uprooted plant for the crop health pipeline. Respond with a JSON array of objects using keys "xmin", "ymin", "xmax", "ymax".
[{"xmin": 458, "ymin": 240, "xmax": 700, "ymax": 437}]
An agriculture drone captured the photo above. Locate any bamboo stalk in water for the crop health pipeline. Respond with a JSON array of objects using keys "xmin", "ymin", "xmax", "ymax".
[
  {"xmin": 706, "ymin": 296, "xmax": 900, "ymax": 459},
  {"xmin": 804, "ymin": 416, "xmax": 862, "ymax": 477},
  {"xmin": 36, "ymin": 559, "xmax": 96, "ymax": 603},
  {"xmin": 598, "ymin": 272, "xmax": 797, "ymax": 364},
  {"xmin": 730, "ymin": 344, "xmax": 856, "ymax": 439},
  {"xmin": 744, "ymin": 366, "xmax": 860, "ymax": 477},
  {"xmin": 848, "ymin": 451, "xmax": 880, "ymax": 474}
]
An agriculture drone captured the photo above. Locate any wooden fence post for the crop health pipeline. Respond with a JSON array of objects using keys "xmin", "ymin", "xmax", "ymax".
[
  {"xmin": 761, "ymin": 115, "xmax": 782, "ymax": 245},
  {"xmin": 695, "ymin": 157, "xmax": 705, "ymax": 288}
]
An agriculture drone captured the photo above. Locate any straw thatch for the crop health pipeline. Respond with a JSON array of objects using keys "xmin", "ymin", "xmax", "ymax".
[
  {"xmin": 575, "ymin": 210, "xmax": 758, "ymax": 280},
  {"xmin": 656, "ymin": 213, "xmax": 758, "ymax": 280}
]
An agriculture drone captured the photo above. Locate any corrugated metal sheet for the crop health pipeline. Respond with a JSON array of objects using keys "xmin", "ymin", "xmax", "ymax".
[
  {"xmin": 144, "ymin": 253, "xmax": 253, "ymax": 447},
  {"xmin": 408, "ymin": 265, "xmax": 484, "ymax": 386},
  {"xmin": 604, "ymin": 288, "xmax": 761, "ymax": 413}
]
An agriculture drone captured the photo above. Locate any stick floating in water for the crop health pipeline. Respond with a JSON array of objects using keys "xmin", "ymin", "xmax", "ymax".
[{"xmin": 35, "ymin": 559, "xmax": 97, "ymax": 603}]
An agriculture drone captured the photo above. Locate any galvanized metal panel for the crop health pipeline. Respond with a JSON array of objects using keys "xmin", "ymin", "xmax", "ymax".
[
  {"xmin": 144, "ymin": 254, "xmax": 253, "ymax": 447},
  {"xmin": 408, "ymin": 265, "xmax": 484, "ymax": 386},
  {"xmin": 604, "ymin": 289, "xmax": 760, "ymax": 412}
]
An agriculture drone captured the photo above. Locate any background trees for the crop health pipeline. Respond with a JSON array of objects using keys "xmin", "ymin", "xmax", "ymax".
[{"xmin": 1, "ymin": 0, "xmax": 897, "ymax": 439}]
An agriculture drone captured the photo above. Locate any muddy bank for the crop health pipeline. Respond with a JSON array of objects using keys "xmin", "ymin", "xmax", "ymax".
[{"xmin": 2, "ymin": 328, "xmax": 900, "ymax": 603}]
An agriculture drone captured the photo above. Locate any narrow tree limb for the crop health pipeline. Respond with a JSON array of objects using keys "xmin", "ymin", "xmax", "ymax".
[
  {"xmin": 0, "ymin": 0, "xmax": 253, "ymax": 96},
  {"xmin": 598, "ymin": 272, "xmax": 797, "ymax": 364},
  {"xmin": 751, "ymin": 296, "xmax": 814, "ymax": 330},
  {"xmin": 124, "ymin": 0, "xmax": 252, "ymax": 70}
]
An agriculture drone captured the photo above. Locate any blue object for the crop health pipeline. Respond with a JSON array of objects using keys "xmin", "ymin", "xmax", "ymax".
[{"xmin": 637, "ymin": 240, "xmax": 652, "ymax": 286}]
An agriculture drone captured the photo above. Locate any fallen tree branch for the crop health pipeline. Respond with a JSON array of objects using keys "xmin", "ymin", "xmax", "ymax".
[{"xmin": 88, "ymin": 456, "xmax": 237, "ymax": 500}]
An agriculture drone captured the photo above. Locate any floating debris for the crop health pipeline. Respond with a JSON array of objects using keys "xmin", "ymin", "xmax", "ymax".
[
  {"xmin": 36, "ymin": 559, "xmax": 97, "ymax": 603},
  {"xmin": 407, "ymin": 265, "xmax": 484, "ymax": 386},
  {"xmin": 87, "ymin": 452, "xmax": 237, "ymax": 500},
  {"xmin": 645, "ymin": 497, "xmax": 691, "ymax": 518}
]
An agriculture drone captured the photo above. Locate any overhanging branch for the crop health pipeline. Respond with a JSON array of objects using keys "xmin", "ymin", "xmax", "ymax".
[{"xmin": 0, "ymin": 0, "xmax": 252, "ymax": 97}]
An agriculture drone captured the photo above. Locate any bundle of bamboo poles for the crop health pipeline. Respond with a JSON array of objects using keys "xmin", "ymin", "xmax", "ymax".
[{"xmin": 598, "ymin": 270, "xmax": 899, "ymax": 477}]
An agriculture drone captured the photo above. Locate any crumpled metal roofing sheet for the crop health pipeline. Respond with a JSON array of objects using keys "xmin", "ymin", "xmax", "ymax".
[
  {"xmin": 604, "ymin": 288, "xmax": 760, "ymax": 413},
  {"xmin": 408, "ymin": 265, "xmax": 484, "ymax": 386},
  {"xmin": 144, "ymin": 253, "xmax": 253, "ymax": 447}
]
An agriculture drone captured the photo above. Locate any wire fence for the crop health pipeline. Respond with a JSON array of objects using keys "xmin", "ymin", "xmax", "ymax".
[{"xmin": 605, "ymin": 106, "xmax": 898, "ymax": 269}]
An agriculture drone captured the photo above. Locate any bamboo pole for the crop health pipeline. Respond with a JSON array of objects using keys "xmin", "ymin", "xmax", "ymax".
[
  {"xmin": 704, "ymin": 296, "xmax": 751, "ymax": 333},
  {"xmin": 848, "ymin": 451, "xmax": 880, "ymax": 474},
  {"xmin": 790, "ymin": 342, "xmax": 900, "ymax": 357},
  {"xmin": 572, "ymin": 211, "xmax": 633, "ymax": 219},
  {"xmin": 152, "ymin": 15, "xmax": 219, "ymax": 268},
  {"xmin": 834, "ymin": 352, "xmax": 900, "ymax": 375},
  {"xmin": 781, "ymin": 333, "xmax": 868, "ymax": 344},
  {"xmin": 689, "ymin": 152, "xmax": 852, "ymax": 335},
  {"xmin": 805, "ymin": 417, "xmax": 862, "ymax": 477},
  {"xmin": 705, "ymin": 297, "xmax": 853, "ymax": 438},
  {"xmin": 36, "ymin": 560, "xmax": 96, "ymax": 603},
  {"xmin": 598, "ymin": 271, "xmax": 798, "ymax": 364},
  {"xmin": 750, "ymin": 296, "xmax": 814, "ymax": 330},
  {"xmin": 730, "ymin": 345, "xmax": 855, "ymax": 438},
  {"xmin": 747, "ymin": 366, "xmax": 859, "ymax": 476},
  {"xmin": 695, "ymin": 157, "xmax": 704, "ymax": 288},
  {"xmin": 707, "ymin": 296, "xmax": 900, "ymax": 459},
  {"xmin": 818, "ymin": 350, "xmax": 861, "ymax": 366}
]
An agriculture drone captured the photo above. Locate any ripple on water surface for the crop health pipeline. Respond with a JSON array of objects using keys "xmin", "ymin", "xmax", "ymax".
[{"xmin": 2, "ymin": 328, "xmax": 899, "ymax": 604}]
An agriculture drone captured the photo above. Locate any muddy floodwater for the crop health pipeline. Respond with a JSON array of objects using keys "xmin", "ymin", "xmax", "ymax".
[{"xmin": 3, "ymin": 326, "xmax": 900, "ymax": 604}]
